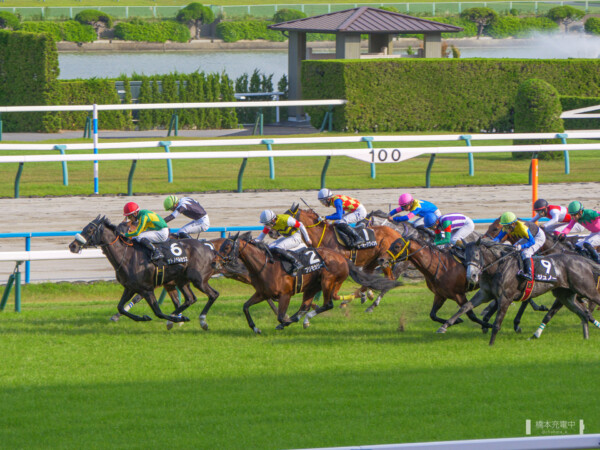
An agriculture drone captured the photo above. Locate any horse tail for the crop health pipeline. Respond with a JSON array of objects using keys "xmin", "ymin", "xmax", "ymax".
[{"xmin": 346, "ymin": 260, "xmax": 403, "ymax": 292}]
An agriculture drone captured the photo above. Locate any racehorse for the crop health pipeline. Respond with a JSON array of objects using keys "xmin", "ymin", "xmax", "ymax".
[
  {"xmin": 377, "ymin": 235, "xmax": 490, "ymax": 330},
  {"xmin": 69, "ymin": 216, "xmax": 218, "ymax": 323},
  {"xmin": 285, "ymin": 204, "xmax": 402, "ymax": 312},
  {"xmin": 217, "ymin": 232, "xmax": 402, "ymax": 334},
  {"xmin": 437, "ymin": 238, "xmax": 600, "ymax": 345}
]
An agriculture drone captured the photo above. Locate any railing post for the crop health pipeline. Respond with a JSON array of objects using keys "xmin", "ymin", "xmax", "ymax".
[
  {"xmin": 25, "ymin": 236, "xmax": 31, "ymax": 284},
  {"xmin": 54, "ymin": 144, "xmax": 69, "ymax": 186},
  {"xmin": 556, "ymin": 133, "xmax": 569, "ymax": 174},
  {"xmin": 237, "ymin": 158, "xmax": 248, "ymax": 193},
  {"xmin": 15, "ymin": 162, "xmax": 24, "ymax": 199},
  {"xmin": 127, "ymin": 160, "xmax": 137, "ymax": 196},
  {"xmin": 159, "ymin": 141, "xmax": 173, "ymax": 183},
  {"xmin": 0, "ymin": 112, "xmax": 3, "ymax": 142},
  {"xmin": 92, "ymin": 104, "xmax": 99, "ymax": 195},
  {"xmin": 0, "ymin": 273, "xmax": 15, "ymax": 311},
  {"xmin": 528, "ymin": 152, "xmax": 538, "ymax": 186},
  {"xmin": 321, "ymin": 156, "xmax": 331, "ymax": 189},
  {"xmin": 167, "ymin": 111, "xmax": 179, "ymax": 137},
  {"xmin": 14, "ymin": 262, "xmax": 22, "ymax": 313},
  {"xmin": 362, "ymin": 136, "xmax": 375, "ymax": 179},
  {"xmin": 319, "ymin": 106, "xmax": 333, "ymax": 132},
  {"xmin": 460, "ymin": 135, "xmax": 474, "ymax": 176},
  {"xmin": 252, "ymin": 109, "xmax": 263, "ymax": 135},
  {"xmin": 425, "ymin": 154, "xmax": 436, "ymax": 188},
  {"xmin": 84, "ymin": 113, "xmax": 92, "ymax": 139},
  {"xmin": 262, "ymin": 139, "xmax": 275, "ymax": 180}
]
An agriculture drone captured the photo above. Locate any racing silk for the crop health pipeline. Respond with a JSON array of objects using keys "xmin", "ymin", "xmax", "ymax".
[
  {"xmin": 256, "ymin": 214, "xmax": 310, "ymax": 242},
  {"xmin": 389, "ymin": 199, "xmax": 439, "ymax": 223},
  {"xmin": 531, "ymin": 205, "xmax": 570, "ymax": 227},
  {"xmin": 561, "ymin": 209, "xmax": 600, "ymax": 235},
  {"xmin": 325, "ymin": 195, "xmax": 361, "ymax": 221},
  {"xmin": 125, "ymin": 210, "xmax": 168, "ymax": 238},
  {"xmin": 434, "ymin": 213, "xmax": 468, "ymax": 245},
  {"xmin": 493, "ymin": 220, "xmax": 537, "ymax": 249},
  {"xmin": 164, "ymin": 197, "xmax": 206, "ymax": 223}
]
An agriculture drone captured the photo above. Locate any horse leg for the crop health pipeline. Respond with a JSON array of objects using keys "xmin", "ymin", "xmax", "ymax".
[
  {"xmin": 243, "ymin": 292, "xmax": 266, "ymax": 335},
  {"xmin": 429, "ymin": 295, "xmax": 460, "ymax": 325},
  {"xmin": 142, "ymin": 290, "xmax": 189, "ymax": 323},
  {"xmin": 186, "ymin": 278, "xmax": 219, "ymax": 331},
  {"xmin": 274, "ymin": 294, "xmax": 294, "ymax": 330},
  {"xmin": 437, "ymin": 290, "xmax": 493, "ymax": 334},
  {"xmin": 489, "ymin": 297, "xmax": 511, "ymax": 346},
  {"xmin": 289, "ymin": 288, "xmax": 320, "ymax": 329},
  {"xmin": 481, "ymin": 299, "xmax": 498, "ymax": 322},
  {"xmin": 513, "ymin": 301, "xmax": 529, "ymax": 334},
  {"xmin": 303, "ymin": 279, "xmax": 338, "ymax": 327},
  {"xmin": 529, "ymin": 297, "xmax": 565, "ymax": 340},
  {"xmin": 457, "ymin": 294, "xmax": 493, "ymax": 330},
  {"xmin": 528, "ymin": 299, "xmax": 549, "ymax": 312},
  {"xmin": 117, "ymin": 288, "xmax": 152, "ymax": 322},
  {"xmin": 166, "ymin": 285, "xmax": 186, "ymax": 330},
  {"xmin": 111, "ymin": 292, "xmax": 143, "ymax": 322}
]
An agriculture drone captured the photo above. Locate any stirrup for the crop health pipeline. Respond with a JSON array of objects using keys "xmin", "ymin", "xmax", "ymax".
[
  {"xmin": 517, "ymin": 270, "xmax": 532, "ymax": 281},
  {"xmin": 151, "ymin": 251, "xmax": 163, "ymax": 261}
]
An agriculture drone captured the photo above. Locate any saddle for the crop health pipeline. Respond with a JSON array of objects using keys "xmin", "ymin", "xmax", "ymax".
[
  {"xmin": 333, "ymin": 225, "xmax": 377, "ymax": 250},
  {"xmin": 520, "ymin": 257, "xmax": 558, "ymax": 283},
  {"xmin": 136, "ymin": 240, "xmax": 189, "ymax": 267},
  {"xmin": 278, "ymin": 248, "xmax": 325, "ymax": 277}
]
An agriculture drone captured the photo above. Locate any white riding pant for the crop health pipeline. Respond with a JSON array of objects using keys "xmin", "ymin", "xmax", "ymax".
[
  {"xmin": 575, "ymin": 232, "xmax": 600, "ymax": 248},
  {"xmin": 178, "ymin": 215, "xmax": 210, "ymax": 235},
  {"xmin": 411, "ymin": 209, "xmax": 442, "ymax": 227},
  {"xmin": 133, "ymin": 227, "xmax": 169, "ymax": 244},
  {"xmin": 269, "ymin": 232, "xmax": 306, "ymax": 252},
  {"xmin": 518, "ymin": 230, "xmax": 546, "ymax": 259},
  {"xmin": 450, "ymin": 218, "xmax": 475, "ymax": 244},
  {"xmin": 338, "ymin": 205, "xmax": 367, "ymax": 224},
  {"xmin": 545, "ymin": 221, "xmax": 585, "ymax": 234}
]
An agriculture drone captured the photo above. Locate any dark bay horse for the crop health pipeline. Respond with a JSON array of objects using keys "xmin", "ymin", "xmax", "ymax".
[
  {"xmin": 285, "ymin": 204, "xmax": 402, "ymax": 312},
  {"xmin": 377, "ymin": 235, "xmax": 490, "ymax": 330},
  {"xmin": 69, "ymin": 216, "xmax": 218, "ymax": 323},
  {"xmin": 218, "ymin": 232, "xmax": 402, "ymax": 334},
  {"xmin": 437, "ymin": 238, "xmax": 600, "ymax": 345}
]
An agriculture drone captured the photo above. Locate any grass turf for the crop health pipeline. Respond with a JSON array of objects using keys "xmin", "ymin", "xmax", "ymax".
[
  {"xmin": 0, "ymin": 278, "xmax": 598, "ymax": 449},
  {"xmin": 1, "ymin": 135, "xmax": 599, "ymax": 198}
]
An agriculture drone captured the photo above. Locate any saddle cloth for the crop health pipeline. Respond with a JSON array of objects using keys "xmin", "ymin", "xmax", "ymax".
[
  {"xmin": 334, "ymin": 226, "xmax": 377, "ymax": 250},
  {"xmin": 154, "ymin": 240, "xmax": 189, "ymax": 265},
  {"xmin": 530, "ymin": 257, "xmax": 558, "ymax": 283},
  {"xmin": 279, "ymin": 247, "xmax": 325, "ymax": 276}
]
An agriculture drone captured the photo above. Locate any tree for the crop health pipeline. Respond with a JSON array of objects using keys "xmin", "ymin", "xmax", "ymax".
[
  {"xmin": 547, "ymin": 6, "xmax": 585, "ymax": 32},
  {"xmin": 176, "ymin": 3, "xmax": 215, "ymax": 40},
  {"xmin": 0, "ymin": 11, "xmax": 20, "ymax": 30},
  {"xmin": 460, "ymin": 7, "xmax": 498, "ymax": 39},
  {"xmin": 74, "ymin": 10, "xmax": 113, "ymax": 39},
  {"xmin": 272, "ymin": 9, "xmax": 306, "ymax": 24}
]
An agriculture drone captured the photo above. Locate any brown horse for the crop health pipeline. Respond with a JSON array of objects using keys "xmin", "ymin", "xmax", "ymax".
[
  {"xmin": 285, "ymin": 204, "xmax": 402, "ymax": 312},
  {"xmin": 217, "ymin": 232, "xmax": 401, "ymax": 334},
  {"xmin": 378, "ymin": 234, "xmax": 491, "ymax": 330}
]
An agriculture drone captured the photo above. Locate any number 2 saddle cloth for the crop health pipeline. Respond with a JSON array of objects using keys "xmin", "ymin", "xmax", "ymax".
[{"xmin": 279, "ymin": 248, "xmax": 325, "ymax": 276}]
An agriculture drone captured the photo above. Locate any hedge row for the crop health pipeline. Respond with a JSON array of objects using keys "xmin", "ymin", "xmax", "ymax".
[
  {"xmin": 216, "ymin": 19, "xmax": 284, "ymax": 43},
  {"xmin": 302, "ymin": 59, "xmax": 600, "ymax": 132},
  {"xmin": 486, "ymin": 16, "xmax": 558, "ymax": 38},
  {"xmin": 561, "ymin": 95, "xmax": 600, "ymax": 130},
  {"xmin": 20, "ymin": 20, "xmax": 96, "ymax": 43},
  {"xmin": 0, "ymin": 30, "xmax": 59, "ymax": 132},
  {"xmin": 114, "ymin": 19, "xmax": 190, "ymax": 43},
  {"xmin": 585, "ymin": 17, "xmax": 600, "ymax": 35}
]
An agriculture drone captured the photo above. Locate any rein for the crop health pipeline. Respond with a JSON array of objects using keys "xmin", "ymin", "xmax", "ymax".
[
  {"xmin": 480, "ymin": 246, "xmax": 518, "ymax": 272},
  {"xmin": 289, "ymin": 208, "xmax": 327, "ymax": 248}
]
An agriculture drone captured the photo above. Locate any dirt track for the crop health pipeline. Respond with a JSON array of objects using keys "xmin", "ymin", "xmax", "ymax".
[{"xmin": 1, "ymin": 182, "xmax": 599, "ymax": 283}]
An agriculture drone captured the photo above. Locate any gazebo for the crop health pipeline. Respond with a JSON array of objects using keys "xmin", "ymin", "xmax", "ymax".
[{"xmin": 269, "ymin": 7, "xmax": 463, "ymax": 120}]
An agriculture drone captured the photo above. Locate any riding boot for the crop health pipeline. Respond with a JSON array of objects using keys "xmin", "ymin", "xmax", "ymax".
[
  {"xmin": 337, "ymin": 222, "xmax": 362, "ymax": 247},
  {"xmin": 517, "ymin": 257, "xmax": 534, "ymax": 281},
  {"xmin": 583, "ymin": 242, "xmax": 600, "ymax": 263},
  {"xmin": 271, "ymin": 247, "xmax": 303, "ymax": 275},
  {"xmin": 177, "ymin": 231, "xmax": 192, "ymax": 240},
  {"xmin": 139, "ymin": 238, "xmax": 163, "ymax": 261}
]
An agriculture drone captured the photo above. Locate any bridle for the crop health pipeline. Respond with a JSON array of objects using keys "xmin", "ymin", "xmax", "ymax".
[
  {"xmin": 288, "ymin": 207, "xmax": 327, "ymax": 248},
  {"xmin": 219, "ymin": 236, "xmax": 269, "ymax": 273},
  {"xmin": 75, "ymin": 218, "xmax": 132, "ymax": 271}
]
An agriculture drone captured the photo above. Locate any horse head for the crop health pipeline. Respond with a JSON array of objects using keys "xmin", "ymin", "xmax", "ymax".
[
  {"xmin": 69, "ymin": 215, "xmax": 107, "ymax": 253},
  {"xmin": 378, "ymin": 236, "xmax": 411, "ymax": 268},
  {"xmin": 286, "ymin": 202, "xmax": 300, "ymax": 217},
  {"xmin": 465, "ymin": 239, "xmax": 484, "ymax": 284},
  {"xmin": 218, "ymin": 232, "xmax": 241, "ymax": 264}
]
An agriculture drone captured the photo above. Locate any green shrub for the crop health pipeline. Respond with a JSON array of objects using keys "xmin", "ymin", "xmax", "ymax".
[
  {"xmin": 60, "ymin": 20, "xmax": 96, "ymax": 42},
  {"xmin": 302, "ymin": 59, "xmax": 600, "ymax": 133},
  {"xmin": 512, "ymin": 79, "xmax": 564, "ymax": 160},
  {"xmin": 20, "ymin": 22, "xmax": 63, "ymax": 41},
  {"xmin": 114, "ymin": 19, "xmax": 190, "ymax": 43},
  {"xmin": 74, "ymin": 10, "xmax": 113, "ymax": 29},
  {"xmin": 378, "ymin": 6, "xmax": 400, "ymax": 13},
  {"xmin": 585, "ymin": 17, "xmax": 600, "ymax": 35},
  {"xmin": 487, "ymin": 16, "xmax": 558, "ymax": 38},
  {"xmin": 176, "ymin": 2, "xmax": 214, "ymax": 39},
  {"xmin": 430, "ymin": 17, "xmax": 477, "ymax": 38},
  {"xmin": 0, "ymin": 11, "xmax": 20, "ymax": 30},
  {"xmin": 546, "ymin": 6, "xmax": 585, "ymax": 32},
  {"xmin": 272, "ymin": 8, "xmax": 306, "ymax": 23},
  {"xmin": 561, "ymin": 95, "xmax": 600, "ymax": 130},
  {"xmin": 216, "ymin": 20, "xmax": 285, "ymax": 42}
]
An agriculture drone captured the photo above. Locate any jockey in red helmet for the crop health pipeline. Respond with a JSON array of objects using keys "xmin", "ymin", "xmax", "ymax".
[{"xmin": 123, "ymin": 202, "xmax": 169, "ymax": 261}]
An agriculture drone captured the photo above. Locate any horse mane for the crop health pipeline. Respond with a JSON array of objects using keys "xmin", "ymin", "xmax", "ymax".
[
  {"xmin": 368, "ymin": 210, "xmax": 389, "ymax": 219},
  {"xmin": 478, "ymin": 237, "xmax": 515, "ymax": 258}
]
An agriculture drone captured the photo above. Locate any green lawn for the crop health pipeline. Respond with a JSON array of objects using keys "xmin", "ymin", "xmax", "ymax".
[
  {"xmin": 1, "ymin": 135, "xmax": 598, "ymax": 198},
  {"xmin": 0, "ymin": 278, "xmax": 598, "ymax": 449}
]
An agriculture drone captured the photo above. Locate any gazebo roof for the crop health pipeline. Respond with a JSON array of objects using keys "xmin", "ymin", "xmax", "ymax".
[{"xmin": 268, "ymin": 7, "xmax": 463, "ymax": 34}]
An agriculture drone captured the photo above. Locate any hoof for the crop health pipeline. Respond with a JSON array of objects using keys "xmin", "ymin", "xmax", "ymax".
[
  {"xmin": 275, "ymin": 323, "xmax": 285, "ymax": 331},
  {"xmin": 166, "ymin": 321, "xmax": 174, "ymax": 331},
  {"xmin": 340, "ymin": 302, "xmax": 348, "ymax": 309},
  {"xmin": 538, "ymin": 305, "xmax": 550, "ymax": 312},
  {"xmin": 253, "ymin": 327, "xmax": 262, "ymax": 335},
  {"xmin": 365, "ymin": 306, "xmax": 374, "ymax": 313},
  {"xmin": 142, "ymin": 315, "xmax": 152, "ymax": 321},
  {"xmin": 482, "ymin": 327, "xmax": 489, "ymax": 334},
  {"xmin": 527, "ymin": 335, "xmax": 538, "ymax": 341},
  {"xmin": 515, "ymin": 326, "xmax": 522, "ymax": 334},
  {"xmin": 110, "ymin": 314, "xmax": 120, "ymax": 322},
  {"xmin": 436, "ymin": 327, "xmax": 447, "ymax": 334},
  {"xmin": 303, "ymin": 321, "xmax": 310, "ymax": 329},
  {"xmin": 360, "ymin": 294, "xmax": 367, "ymax": 305},
  {"xmin": 199, "ymin": 315, "xmax": 208, "ymax": 331},
  {"xmin": 367, "ymin": 289, "xmax": 375, "ymax": 300}
]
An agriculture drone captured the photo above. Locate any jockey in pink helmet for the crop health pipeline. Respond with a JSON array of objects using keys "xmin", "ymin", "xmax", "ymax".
[{"xmin": 388, "ymin": 193, "xmax": 441, "ymax": 226}]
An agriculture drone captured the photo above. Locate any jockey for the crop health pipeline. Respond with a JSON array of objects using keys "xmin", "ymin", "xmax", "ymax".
[
  {"xmin": 423, "ymin": 212, "xmax": 475, "ymax": 247},
  {"xmin": 123, "ymin": 201, "xmax": 169, "ymax": 261},
  {"xmin": 558, "ymin": 201, "xmax": 600, "ymax": 263},
  {"xmin": 389, "ymin": 193, "xmax": 441, "ymax": 227},
  {"xmin": 255, "ymin": 209, "xmax": 312, "ymax": 275},
  {"xmin": 163, "ymin": 195, "xmax": 210, "ymax": 239},
  {"xmin": 493, "ymin": 211, "xmax": 546, "ymax": 281},
  {"xmin": 529, "ymin": 198, "xmax": 585, "ymax": 234},
  {"xmin": 317, "ymin": 188, "xmax": 367, "ymax": 247}
]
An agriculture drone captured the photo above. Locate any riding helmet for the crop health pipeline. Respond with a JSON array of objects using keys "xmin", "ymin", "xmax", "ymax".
[
  {"xmin": 317, "ymin": 188, "xmax": 333, "ymax": 200},
  {"xmin": 398, "ymin": 193, "xmax": 413, "ymax": 206},
  {"xmin": 567, "ymin": 201, "xmax": 584, "ymax": 215},
  {"xmin": 164, "ymin": 195, "xmax": 179, "ymax": 211},
  {"xmin": 423, "ymin": 212, "xmax": 439, "ymax": 228},
  {"xmin": 499, "ymin": 211, "xmax": 517, "ymax": 226},
  {"xmin": 533, "ymin": 198, "xmax": 548, "ymax": 211},
  {"xmin": 260, "ymin": 210, "xmax": 276, "ymax": 225},
  {"xmin": 123, "ymin": 202, "xmax": 140, "ymax": 216}
]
